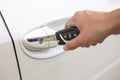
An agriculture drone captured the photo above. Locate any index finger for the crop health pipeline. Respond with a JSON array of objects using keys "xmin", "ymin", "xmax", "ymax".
[{"xmin": 65, "ymin": 17, "xmax": 75, "ymax": 28}]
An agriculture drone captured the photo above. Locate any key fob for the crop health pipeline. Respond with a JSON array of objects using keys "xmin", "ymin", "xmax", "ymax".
[{"xmin": 56, "ymin": 26, "xmax": 80, "ymax": 45}]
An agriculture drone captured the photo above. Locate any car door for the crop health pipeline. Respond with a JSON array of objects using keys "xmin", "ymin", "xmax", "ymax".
[
  {"xmin": 1, "ymin": 0, "xmax": 120, "ymax": 80},
  {"xmin": 0, "ymin": 12, "xmax": 20, "ymax": 80}
]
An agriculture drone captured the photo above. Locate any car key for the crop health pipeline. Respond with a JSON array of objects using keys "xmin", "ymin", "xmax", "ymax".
[
  {"xmin": 56, "ymin": 26, "xmax": 80, "ymax": 45},
  {"xmin": 23, "ymin": 26, "xmax": 80, "ymax": 51}
]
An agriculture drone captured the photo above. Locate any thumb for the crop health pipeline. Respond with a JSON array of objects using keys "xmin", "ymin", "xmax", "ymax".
[{"xmin": 63, "ymin": 35, "xmax": 82, "ymax": 50}]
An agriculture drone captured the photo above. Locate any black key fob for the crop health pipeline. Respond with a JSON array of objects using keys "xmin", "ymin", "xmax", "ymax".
[{"xmin": 55, "ymin": 26, "xmax": 80, "ymax": 45}]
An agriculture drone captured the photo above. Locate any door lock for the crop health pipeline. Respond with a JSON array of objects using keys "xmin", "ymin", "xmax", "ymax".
[
  {"xmin": 21, "ymin": 18, "xmax": 80, "ymax": 59},
  {"xmin": 23, "ymin": 26, "xmax": 80, "ymax": 51}
]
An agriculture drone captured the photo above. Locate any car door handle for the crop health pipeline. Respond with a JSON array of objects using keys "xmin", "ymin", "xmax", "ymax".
[{"xmin": 20, "ymin": 17, "xmax": 69, "ymax": 59}]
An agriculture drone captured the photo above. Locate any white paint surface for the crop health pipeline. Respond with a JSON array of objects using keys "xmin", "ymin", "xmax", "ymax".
[
  {"xmin": 0, "ymin": 14, "xmax": 20, "ymax": 80},
  {"xmin": 0, "ymin": 0, "xmax": 120, "ymax": 80}
]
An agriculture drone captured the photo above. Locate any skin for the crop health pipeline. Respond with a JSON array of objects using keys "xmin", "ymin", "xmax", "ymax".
[{"xmin": 64, "ymin": 9, "xmax": 120, "ymax": 50}]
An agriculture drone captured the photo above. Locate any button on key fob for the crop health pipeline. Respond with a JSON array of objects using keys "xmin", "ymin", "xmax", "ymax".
[{"xmin": 56, "ymin": 26, "xmax": 80, "ymax": 45}]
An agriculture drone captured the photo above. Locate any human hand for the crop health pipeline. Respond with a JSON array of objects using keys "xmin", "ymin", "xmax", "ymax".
[{"xmin": 64, "ymin": 10, "xmax": 117, "ymax": 50}]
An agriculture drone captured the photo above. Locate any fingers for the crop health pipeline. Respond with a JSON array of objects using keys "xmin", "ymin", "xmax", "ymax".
[
  {"xmin": 63, "ymin": 37, "xmax": 81, "ymax": 50},
  {"xmin": 65, "ymin": 17, "xmax": 75, "ymax": 28},
  {"xmin": 91, "ymin": 43, "xmax": 97, "ymax": 46},
  {"xmin": 63, "ymin": 32, "xmax": 89, "ymax": 50},
  {"xmin": 64, "ymin": 16, "xmax": 80, "ymax": 50},
  {"xmin": 63, "ymin": 10, "xmax": 108, "ymax": 51}
]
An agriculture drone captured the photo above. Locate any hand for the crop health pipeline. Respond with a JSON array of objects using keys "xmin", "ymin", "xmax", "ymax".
[{"xmin": 64, "ymin": 10, "xmax": 119, "ymax": 50}]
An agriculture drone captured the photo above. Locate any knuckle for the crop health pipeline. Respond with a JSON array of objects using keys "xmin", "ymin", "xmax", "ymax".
[
  {"xmin": 74, "ymin": 11, "xmax": 81, "ymax": 16},
  {"xmin": 65, "ymin": 18, "xmax": 74, "ymax": 27},
  {"xmin": 75, "ymin": 10, "xmax": 88, "ymax": 15},
  {"xmin": 91, "ymin": 44, "xmax": 97, "ymax": 46},
  {"xmin": 98, "ymin": 39, "xmax": 104, "ymax": 44},
  {"xmin": 74, "ymin": 10, "xmax": 90, "ymax": 16},
  {"xmin": 81, "ymin": 41, "xmax": 89, "ymax": 48},
  {"xmin": 83, "ymin": 10, "xmax": 89, "ymax": 13},
  {"xmin": 91, "ymin": 41, "xmax": 97, "ymax": 46},
  {"xmin": 65, "ymin": 23, "xmax": 69, "ymax": 27},
  {"xmin": 85, "ymin": 42, "xmax": 90, "ymax": 47}
]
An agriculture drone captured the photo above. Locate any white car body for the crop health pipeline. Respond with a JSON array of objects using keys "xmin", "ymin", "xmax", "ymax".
[{"xmin": 0, "ymin": 0, "xmax": 120, "ymax": 80}]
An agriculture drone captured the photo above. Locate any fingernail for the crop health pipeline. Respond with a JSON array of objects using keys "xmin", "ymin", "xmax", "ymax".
[{"xmin": 63, "ymin": 45, "xmax": 68, "ymax": 51}]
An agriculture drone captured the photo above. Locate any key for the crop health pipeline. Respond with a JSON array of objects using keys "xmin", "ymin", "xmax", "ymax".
[{"xmin": 55, "ymin": 26, "xmax": 80, "ymax": 45}]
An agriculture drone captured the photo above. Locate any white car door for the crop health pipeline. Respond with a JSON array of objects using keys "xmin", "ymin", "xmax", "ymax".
[
  {"xmin": 1, "ymin": 0, "xmax": 120, "ymax": 80},
  {"xmin": 0, "ymin": 12, "xmax": 20, "ymax": 80}
]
